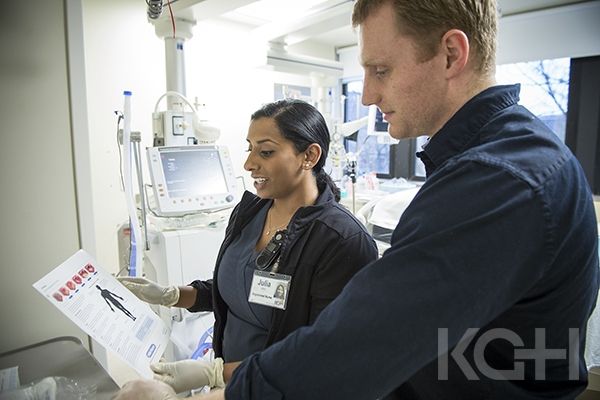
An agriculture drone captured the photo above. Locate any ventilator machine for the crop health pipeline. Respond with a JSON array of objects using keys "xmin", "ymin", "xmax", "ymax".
[{"xmin": 117, "ymin": 9, "xmax": 239, "ymax": 365}]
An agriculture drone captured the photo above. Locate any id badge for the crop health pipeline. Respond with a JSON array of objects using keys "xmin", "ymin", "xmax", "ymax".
[{"xmin": 249, "ymin": 270, "xmax": 291, "ymax": 310}]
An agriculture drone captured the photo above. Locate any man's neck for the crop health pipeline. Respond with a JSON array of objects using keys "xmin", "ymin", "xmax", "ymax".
[{"xmin": 429, "ymin": 73, "xmax": 496, "ymax": 138}]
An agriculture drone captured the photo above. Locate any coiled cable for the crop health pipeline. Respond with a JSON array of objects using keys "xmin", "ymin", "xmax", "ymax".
[{"xmin": 147, "ymin": 0, "xmax": 163, "ymax": 19}]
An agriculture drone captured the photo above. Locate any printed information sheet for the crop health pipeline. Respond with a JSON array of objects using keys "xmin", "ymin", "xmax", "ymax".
[{"xmin": 33, "ymin": 249, "xmax": 170, "ymax": 379}]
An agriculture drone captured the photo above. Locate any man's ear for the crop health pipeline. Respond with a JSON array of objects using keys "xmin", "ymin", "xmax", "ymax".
[{"xmin": 441, "ymin": 29, "xmax": 470, "ymax": 79}]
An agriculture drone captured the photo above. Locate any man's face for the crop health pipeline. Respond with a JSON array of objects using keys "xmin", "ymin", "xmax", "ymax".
[{"xmin": 358, "ymin": 2, "xmax": 449, "ymax": 140}]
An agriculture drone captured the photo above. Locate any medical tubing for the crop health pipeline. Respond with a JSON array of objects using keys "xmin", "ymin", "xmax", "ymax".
[
  {"xmin": 122, "ymin": 91, "xmax": 144, "ymax": 277},
  {"xmin": 129, "ymin": 227, "xmax": 137, "ymax": 277},
  {"xmin": 153, "ymin": 91, "xmax": 197, "ymax": 113},
  {"xmin": 191, "ymin": 326, "xmax": 214, "ymax": 360},
  {"xmin": 133, "ymin": 141, "xmax": 150, "ymax": 251}
]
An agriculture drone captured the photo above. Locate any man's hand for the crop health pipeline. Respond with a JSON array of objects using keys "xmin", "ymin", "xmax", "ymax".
[
  {"xmin": 113, "ymin": 379, "xmax": 176, "ymax": 400},
  {"xmin": 117, "ymin": 276, "xmax": 180, "ymax": 307},
  {"xmin": 151, "ymin": 358, "xmax": 225, "ymax": 393}
]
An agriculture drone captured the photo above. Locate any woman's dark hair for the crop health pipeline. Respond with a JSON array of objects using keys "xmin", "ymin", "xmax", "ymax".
[{"xmin": 251, "ymin": 99, "xmax": 341, "ymax": 202}]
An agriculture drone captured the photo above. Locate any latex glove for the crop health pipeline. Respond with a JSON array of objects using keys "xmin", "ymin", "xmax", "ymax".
[
  {"xmin": 151, "ymin": 358, "xmax": 225, "ymax": 393},
  {"xmin": 197, "ymin": 388, "xmax": 225, "ymax": 400},
  {"xmin": 113, "ymin": 379, "xmax": 176, "ymax": 400},
  {"xmin": 117, "ymin": 276, "xmax": 180, "ymax": 307}
]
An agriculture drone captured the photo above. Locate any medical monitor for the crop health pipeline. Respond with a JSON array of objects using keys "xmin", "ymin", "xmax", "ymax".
[
  {"xmin": 367, "ymin": 105, "xmax": 389, "ymax": 136},
  {"xmin": 147, "ymin": 145, "xmax": 238, "ymax": 216}
]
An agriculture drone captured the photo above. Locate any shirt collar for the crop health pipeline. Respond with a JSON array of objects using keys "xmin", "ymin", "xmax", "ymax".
[{"xmin": 416, "ymin": 84, "xmax": 521, "ymax": 177}]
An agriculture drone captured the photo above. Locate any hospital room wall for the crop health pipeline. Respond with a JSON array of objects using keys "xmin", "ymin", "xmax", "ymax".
[
  {"xmin": 80, "ymin": 0, "xmax": 336, "ymax": 273},
  {"xmin": 0, "ymin": 0, "xmax": 89, "ymax": 353}
]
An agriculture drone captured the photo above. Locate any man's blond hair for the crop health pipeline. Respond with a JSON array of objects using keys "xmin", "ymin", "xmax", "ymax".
[{"xmin": 352, "ymin": 0, "xmax": 497, "ymax": 75}]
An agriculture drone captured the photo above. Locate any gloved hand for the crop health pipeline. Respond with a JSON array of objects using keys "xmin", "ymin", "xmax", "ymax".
[
  {"xmin": 117, "ymin": 276, "xmax": 180, "ymax": 307},
  {"xmin": 113, "ymin": 379, "xmax": 177, "ymax": 400},
  {"xmin": 150, "ymin": 358, "xmax": 225, "ymax": 393}
]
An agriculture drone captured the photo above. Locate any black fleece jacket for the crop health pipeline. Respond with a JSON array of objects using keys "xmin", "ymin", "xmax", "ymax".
[{"xmin": 188, "ymin": 184, "xmax": 378, "ymax": 358}]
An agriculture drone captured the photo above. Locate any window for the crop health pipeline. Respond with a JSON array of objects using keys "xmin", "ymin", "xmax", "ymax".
[
  {"xmin": 565, "ymin": 56, "xmax": 600, "ymax": 195},
  {"xmin": 343, "ymin": 81, "xmax": 392, "ymax": 177},
  {"xmin": 496, "ymin": 57, "xmax": 570, "ymax": 142},
  {"xmin": 345, "ymin": 57, "xmax": 573, "ymax": 182}
]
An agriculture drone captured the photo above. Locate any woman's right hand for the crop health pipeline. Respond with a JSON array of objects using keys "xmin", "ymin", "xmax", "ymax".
[{"xmin": 117, "ymin": 276, "xmax": 180, "ymax": 307}]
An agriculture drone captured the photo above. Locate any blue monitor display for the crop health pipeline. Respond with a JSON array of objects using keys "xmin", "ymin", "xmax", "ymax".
[{"xmin": 161, "ymin": 149, "xmax": 227, "ymax": 198}]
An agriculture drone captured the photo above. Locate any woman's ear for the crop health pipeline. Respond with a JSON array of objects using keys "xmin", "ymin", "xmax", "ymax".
[{"xmin": 303, "ymin": 143, "xmax": 322, "ymax": 169}]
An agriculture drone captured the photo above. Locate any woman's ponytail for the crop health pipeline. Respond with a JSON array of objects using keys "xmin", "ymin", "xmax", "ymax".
[{"xmin": 316, "ymin": 169, "xmax": 341, "ymax": 202}]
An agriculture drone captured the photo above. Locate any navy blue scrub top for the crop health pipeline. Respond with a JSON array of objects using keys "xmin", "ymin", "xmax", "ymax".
[{"xmin": 217, "ymin": 203, "xmax": 273, "ymax": 362}]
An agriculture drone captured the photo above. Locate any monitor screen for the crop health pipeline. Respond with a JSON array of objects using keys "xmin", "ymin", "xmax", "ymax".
[
  {"xmin": 366, "ymin": 104, "xmax": 389, "ymax": 135},
  {"xmin": 373, "ymin": 107, "xmax": 389, "ymax": 133},
  {"xmin": 148, "ymin": 145, "xmax": 237, "ymax": 216},
  {"xmin": 160, "ymin": 149, "xmax": 228, "ymax": 198}
]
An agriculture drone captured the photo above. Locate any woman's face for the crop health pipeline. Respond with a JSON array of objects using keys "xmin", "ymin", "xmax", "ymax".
[
  {"xmin": 244, "ymin": 117, "xmax": 307, "ymax": 200},
  {"xmin": 276, "ymin": 285, "xmax": 284, "ymax": 297}
]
